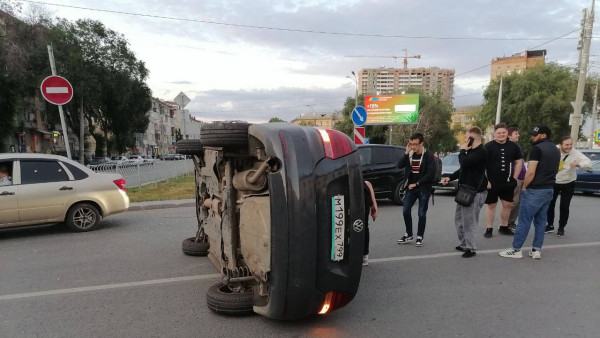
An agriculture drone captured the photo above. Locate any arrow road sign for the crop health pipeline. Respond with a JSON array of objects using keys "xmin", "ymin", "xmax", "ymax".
[
  {"xmin": 40, "ymin": 76, "xmax": 73, "ymax": 105},
  {"xmin": 352, "ymin": 106, "xmax": 367, "ymax": 126}
]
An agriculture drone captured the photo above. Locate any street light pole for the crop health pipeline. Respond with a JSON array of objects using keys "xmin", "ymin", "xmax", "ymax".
[{"xmin": 347, "ymin": 71, "xmax": 358, "ymax": 108}]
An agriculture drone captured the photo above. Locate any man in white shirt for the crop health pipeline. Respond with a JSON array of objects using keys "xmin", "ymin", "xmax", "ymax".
[
  {"xmin": 0, "ymin": 163, "xmax": 12, "ymax": 186},
  {"xmin": 545, "ymin": 137, "xmax": 592, "ymax": 237}
]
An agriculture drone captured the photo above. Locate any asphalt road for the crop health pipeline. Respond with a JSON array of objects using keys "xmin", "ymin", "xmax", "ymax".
[{"xmin": 1, "ymin": 192, "xmax": 599, "ymax": 338}]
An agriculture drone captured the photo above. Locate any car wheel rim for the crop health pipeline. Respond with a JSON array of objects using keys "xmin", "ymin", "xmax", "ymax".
[{"xmin": 73, "ymin": 208, "xmax": 96, "ymax": 229}]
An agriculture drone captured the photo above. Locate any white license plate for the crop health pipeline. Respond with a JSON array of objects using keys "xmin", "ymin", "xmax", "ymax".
[{"xmin": 331, "ymin": 194, "xmax": 345, "ymax": 261}]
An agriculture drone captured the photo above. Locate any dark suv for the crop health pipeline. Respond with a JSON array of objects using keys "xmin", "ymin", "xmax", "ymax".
[
  {"xmin": 357, "ymin": 144, "xmax": 407, "ymax": 205},
  {"xmin": 177, "ymin": 122, "xmax": 365, "ymax": 320}
]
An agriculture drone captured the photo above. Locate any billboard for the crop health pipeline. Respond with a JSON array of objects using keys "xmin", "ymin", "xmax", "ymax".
[{"xmin": 364, "ymin": 94, "xmax": 420, "ymax": 125}]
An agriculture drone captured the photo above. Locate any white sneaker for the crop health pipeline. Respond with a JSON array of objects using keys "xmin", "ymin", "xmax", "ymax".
[
  {"xmin": 528, "ymin": 250, "xmax": 541, "ymax": 260},
  {"xmin": 499, "ymin": 248, "xmax": 523, "ymax": 259},
  {"xmin": 362, "ymin": 255, "xmax": 369, "ymax": 266}
]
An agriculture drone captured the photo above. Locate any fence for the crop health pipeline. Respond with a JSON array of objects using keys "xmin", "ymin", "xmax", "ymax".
[{"xmin": 89, "ymin": 159, "xmax": 195, "ymax": 188}]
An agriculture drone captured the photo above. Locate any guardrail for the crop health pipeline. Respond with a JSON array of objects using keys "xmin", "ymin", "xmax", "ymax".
[{"xmin": 89, "ymin": 159, "xmax": 194, "ymax": 188}]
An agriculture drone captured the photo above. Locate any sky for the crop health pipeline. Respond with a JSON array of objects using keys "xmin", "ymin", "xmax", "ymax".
[{"xmin": 11, "ymin": 0, "xmax": 600, "ymax": 124}]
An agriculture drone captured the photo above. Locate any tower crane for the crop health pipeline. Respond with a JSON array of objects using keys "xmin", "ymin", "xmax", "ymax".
[{"xmin": 345, "ymin": 49, "xmax": 421, "ymax": 69}]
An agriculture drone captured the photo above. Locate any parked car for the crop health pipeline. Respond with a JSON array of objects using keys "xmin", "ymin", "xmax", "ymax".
[
  {"xmin": 579, "ymin": 149, "xmax": 600, "ymax": 162},
  {"xmin": 107, "ymin": 156, "xmax": 128, "ymax": 165},
  {"xmin": 435, "ymin": 152, "xmax": 460, "ymax": 192},
  {"xmin": 176, "ymin": 122, "xmax": 365, "ymax": 320},
  {"xmin": 141, "ymin": 155, "xmax": 158, "ymax": 163},
  {"xmin": 125, "ymin": 155, "xmax": 144, "ymax": 165},
  {"xmin": 357, "ymin": 144, "xmax": 406, "ymax": 204},
  {"xmin": 89, "ymin": 156, "xmax": 111, "ymax": 165},
  {"xmin": 0, "ymin": 153, "xmax": 129, "ymax": 231},
  {"xmin": 163, "ymin": 154, "xmax": 178, "ymax": 161},
  {"xmin": 575, "ymin": 160, "xmax": 600, "ymax": 195}
]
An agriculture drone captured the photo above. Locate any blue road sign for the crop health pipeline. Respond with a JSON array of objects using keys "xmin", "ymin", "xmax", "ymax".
[
  {"xmin": 352, "ymin": 106, "xmax": 367, "ymax": 126},
  {"xmin": 595, "ymin": 130, "xmax": 600, "ymax": 143},
  {"xmin": 365, "ymin": 137, "xmax": 369, "ymax": 144}
]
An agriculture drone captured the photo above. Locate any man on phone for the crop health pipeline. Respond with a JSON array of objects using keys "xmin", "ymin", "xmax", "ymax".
[
  {"xmin": 397, "ymin": 133, "xmax": 436, "ymax": 247},
  {"xmin": 441, "ymin": 127, "xmax": 488, "ymax": 258},
  {"xmin": 483, "ymin": 123, "xmax": 523, "ymax": 238}
]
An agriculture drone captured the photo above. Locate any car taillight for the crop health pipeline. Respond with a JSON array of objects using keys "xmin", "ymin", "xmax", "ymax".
[
  {"xmin": 317, "ymin": 129, "xmax": 353, "ymax": 159},
  {"xmin": 113, "ymin": 179, "xmax": 127, "ymax": 191},
  {"xmin": 318, "ymin": 291, "xmax": 354, "ymax": 315}
]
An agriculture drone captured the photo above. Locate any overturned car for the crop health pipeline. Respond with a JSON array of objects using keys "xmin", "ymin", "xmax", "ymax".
[{"xmin": 177, "ymin": 122, "xmax": 366, "ymax": 320}]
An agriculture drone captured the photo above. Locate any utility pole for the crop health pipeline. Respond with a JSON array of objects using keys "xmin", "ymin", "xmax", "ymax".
[
  {"xmin": 79, "ymin": 97, "xmax": 84, "ymax": 164},
  {"xmin": 571, "ymin": 1, "xmax": 595, "ymax": 142},
  {"xmin": 589, "ymin": 83, "xmax": 598, "ymax": 149},
  {"xmin": 47, "ymin": 45, "xmax": 72, "ymax": 160},
  {"xmin": 495, "ymin": 77, "xmax": 503, "ymax": 125}
]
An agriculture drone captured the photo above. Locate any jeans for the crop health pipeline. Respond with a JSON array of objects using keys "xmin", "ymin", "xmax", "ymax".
[
  {"xmin": 402, "ymin": 187, "xmax": 431, "ymax": 238},
  {"xmin": 512, "ymin": 188, "xmax": 554, "ymax": 251},
  {"xmin": 547, "ymin": 182, "xmax": 575, "ymax": 228}
]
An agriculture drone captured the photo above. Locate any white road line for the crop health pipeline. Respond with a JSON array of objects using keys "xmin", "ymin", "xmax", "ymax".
[
  {"xmin": 45, "ymin": 87, "xmax": 69, "ymax": 94},
  {"xmin": 2, "ymin": 241, "xmax": 599, "ymax": 302}
]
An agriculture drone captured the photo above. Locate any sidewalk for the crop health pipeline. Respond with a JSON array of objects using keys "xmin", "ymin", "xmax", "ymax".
[{"xmin": 128, "ymin": 199, "xmax": 195, "ymax": 211}]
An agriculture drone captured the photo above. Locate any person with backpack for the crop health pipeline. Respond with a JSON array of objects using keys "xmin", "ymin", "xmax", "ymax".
[{"xmin": 397, "ymin": 133, "xmax": 437, "ymax": 247}]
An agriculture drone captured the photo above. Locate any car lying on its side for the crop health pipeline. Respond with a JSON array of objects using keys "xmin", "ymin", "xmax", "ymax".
[
  {"xmin": 176, "ymin": 122, "xmax": 365, "ymax": 320},
  {"xmin": 0, "ymin": 153, "xmax": 129, "ymax": 232}
]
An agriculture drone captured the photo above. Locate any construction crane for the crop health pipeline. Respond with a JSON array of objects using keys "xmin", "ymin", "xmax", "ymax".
[{"xmin": 345, "ymin": 49, "xmax": 421, "ymax": 69}]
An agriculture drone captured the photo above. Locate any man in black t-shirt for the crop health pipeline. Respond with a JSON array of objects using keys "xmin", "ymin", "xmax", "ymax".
[
  {"xmin": 483, "ymin": 123, "xmax": 523, "ymax": 238},
  {"xmin": 499, "ymin": 125, "xmax": 560, "ymax": 259}
]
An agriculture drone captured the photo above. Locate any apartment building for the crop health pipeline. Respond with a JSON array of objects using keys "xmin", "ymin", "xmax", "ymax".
[
  {"xmin": 357, "ymin": 67, "xmax": 455, "ymax": 102},
  {"xmin": 291, "ymin": 112, "xmax": 344, "ymax": 129},
  {"xmin": 451, "ymin": 105, "xmax": 481, "ymax": 143},
  {"xmin": 490, "ymin": 50, "xmax": 546, "ymax": 80}
]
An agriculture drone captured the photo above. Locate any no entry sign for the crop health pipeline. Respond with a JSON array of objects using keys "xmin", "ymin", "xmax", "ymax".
[{"xmin": 40, "ymin": 75, "xmax": 73, "ymax": 105}]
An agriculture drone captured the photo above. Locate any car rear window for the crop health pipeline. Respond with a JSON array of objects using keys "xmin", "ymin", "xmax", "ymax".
[
  {"xmin": 62, "ymin": 162, "xmax": 89, "ymax": 180},
  {"xmin": 21, "ymin": 160, "xmax": 69, "ymax": 184}
]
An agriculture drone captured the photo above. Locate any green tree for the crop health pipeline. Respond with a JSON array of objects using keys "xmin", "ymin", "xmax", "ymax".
[
  {"xmin": 477, "ymin": 63, "xmax": 594, "ymax": 154},
  {"xmin": 268, "ymin": 117, "xmax": 285, "ymax": 122}
]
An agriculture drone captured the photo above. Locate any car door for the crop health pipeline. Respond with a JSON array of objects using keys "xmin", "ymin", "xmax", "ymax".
[
  {"xmin": 0, "ymin": 160, "xmax": 19, "ymax": 227},
  {"xmin": 17, "ymin": 159, "xmax": 75, "ymax": 223}
]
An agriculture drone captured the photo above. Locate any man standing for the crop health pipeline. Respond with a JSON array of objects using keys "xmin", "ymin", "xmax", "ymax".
[
  {"xmin": 441, "ymin": 127, "xmax": 488, "ymax": 258},
  {"xmin": 507, "ymin": 127, "xmax": 526, "ymax": 233},
  {"xmin": 545, "ymin": 136, "xmax": 592, "ymax": 237},
  {"xmin": 397, "ymin": 133, "xmax": 436, "ymax": 247},
  {"xmin": 499, "ymin": 125, "xmax": 560, "ymax": 259},
  {"xmin": 484, "ymin": 123, "xmax": 523, "ymax": 238}
]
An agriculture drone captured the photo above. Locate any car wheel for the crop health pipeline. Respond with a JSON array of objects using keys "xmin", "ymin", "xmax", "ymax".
[
  {"xmin": 176, "ymin": 139, "xmax": 204, "ymax": 156},
  {"xmin": 392, "ymin": 180, "xmax": 406, "ymax": 205},
  {"xmin": 206, "ymin": 282, "xmax": 254, "ymax": 316},
  {"xmin": 182, "ymin": 237, "xmax": 209, "ymax": 256},
  {"xmin": 200, "ymin": 121, "xmax": 251, "ymax": 147},
  {"xmin": 66, "ymin": 203, "xmax": 101, "ymax": 232}
]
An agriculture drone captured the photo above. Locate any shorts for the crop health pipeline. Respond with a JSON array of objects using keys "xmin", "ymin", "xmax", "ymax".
[{"xmin": 485, "ymin": 179, "xmax": 517, "ymax": 204}]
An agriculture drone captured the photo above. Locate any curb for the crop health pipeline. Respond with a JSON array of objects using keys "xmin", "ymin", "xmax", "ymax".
[{"xmin": 127, "ymin": 199, "xmax": 195, "ymax": 211}]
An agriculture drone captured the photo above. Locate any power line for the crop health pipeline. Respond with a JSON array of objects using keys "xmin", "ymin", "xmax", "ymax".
[{"xmin": 20, "ymin": 0, "xmax": 584, "ymax": 41}]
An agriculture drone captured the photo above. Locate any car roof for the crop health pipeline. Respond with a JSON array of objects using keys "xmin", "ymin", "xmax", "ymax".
[
  {"xmin": 357, "ymin": 144, "xmax": 406, "ymax": 149},
  {"xmin": 0, "ymin": 153, "xmax": 96, "ymax": 174}
]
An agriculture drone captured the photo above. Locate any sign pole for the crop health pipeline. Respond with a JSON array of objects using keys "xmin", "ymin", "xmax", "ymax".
[
  {"xmin": 47, "ymin": 45, "xmax": 72, "ymax": 160},
  {"xmin": 389, "ymin": 125, "xmax": 392, "ymax": 145}
]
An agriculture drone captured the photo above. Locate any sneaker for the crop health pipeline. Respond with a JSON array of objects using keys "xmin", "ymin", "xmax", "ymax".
[
  {"xmin": 557, "ymin": 227, "xmax": 565, "ymax": 237},
  {"xmin": 415, "ymin": 237, "xmax": 423, "ymax": 247},
  {"xmin": 362, "ymin": 255, "xmax": 369, "ymax": 266},
  {"xmin": 498, "ymin": 226, "xmax": 513, "ymax": 235},
  {"xmin": 397, "ymin": 234, "xmax": 414, "ymax": 244},
  {"xmin": 484, "ymin": 228, "xmax": 493, "ymax": 238},
  {"xmin": 455, "ymin": 246, "xmax": 466, "ymax": 252},
  {"xmin": 499, "ymin": 248, "xmax": 523, "ymax": 259},
  {"xmin": 528, "ymin": 250, "xmax": 541, "ymax": 260},
  {"xmin": 508, "ymin": 223, "xmax": 516, "ymax": 233},
  {"xmin": 545, "ymin": 225, "xmax": 555, "ymax": 233},
  {"xmin": 462, "ymin": 249, "xmax": 476, "ymax": 258}
]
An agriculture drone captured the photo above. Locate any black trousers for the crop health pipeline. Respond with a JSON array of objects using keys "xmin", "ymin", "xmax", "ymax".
[{"xmin": 547, "ymin": 182, "xmax": 575, "ymax": 228}]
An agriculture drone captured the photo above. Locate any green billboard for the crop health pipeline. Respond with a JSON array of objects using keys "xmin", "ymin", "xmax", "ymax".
[{"xmin": 364, "ymin": 94, "xmax": 420, "ymax": 125}]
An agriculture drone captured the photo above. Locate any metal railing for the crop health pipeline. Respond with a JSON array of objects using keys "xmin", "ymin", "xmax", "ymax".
[{"xmin": 89, "ymin": 159, "xmax": 194, "ymax": 188}]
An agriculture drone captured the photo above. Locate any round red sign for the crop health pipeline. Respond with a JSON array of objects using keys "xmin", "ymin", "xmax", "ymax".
[{"xmin": 40, "ymin": 75, "xmax": 74, "ymax": 105}]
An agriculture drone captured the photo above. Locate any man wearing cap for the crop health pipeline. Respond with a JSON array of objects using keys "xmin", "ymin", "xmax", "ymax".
[{"xmin": 499, "ymin": 125, "xmax": 560, "ymax": 260}]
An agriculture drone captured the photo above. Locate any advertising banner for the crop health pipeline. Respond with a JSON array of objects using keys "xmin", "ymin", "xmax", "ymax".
[{"xmin": 364, "ymin": 94, "xmax": 420, "ymax": 125}]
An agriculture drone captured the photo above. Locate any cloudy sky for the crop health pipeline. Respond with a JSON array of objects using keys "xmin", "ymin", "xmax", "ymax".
[{"xmin": 15, "ymin": 0, "xmax": 599, "ymax": 123}]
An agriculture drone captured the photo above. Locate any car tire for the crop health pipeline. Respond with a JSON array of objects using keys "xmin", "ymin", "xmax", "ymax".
[
  {"xmin": 182, "ymin": 237, "xmax": 209, "ymax": 256},
  {"xmin": 176, "ymin": 139, "xmax": 204, "ymax": 156},
  {"xmin": 65, "ymin": 203, "xmax": 101, "ymax": 232},
  {"xmin": 200, "ymin": 121, "xmax": 251, "ymax": 147},
  {"xmin": 392, "ymin": 180, "xmax": 406, "ymax": 205},
  {"xmin": 206, "ymin": 282, "xmax": 254, "ymax": 316}
]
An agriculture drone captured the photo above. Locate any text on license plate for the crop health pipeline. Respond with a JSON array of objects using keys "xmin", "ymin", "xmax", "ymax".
[{"xmin": 331, "ymin": 194, "xmax": 345, "ymax": 261}]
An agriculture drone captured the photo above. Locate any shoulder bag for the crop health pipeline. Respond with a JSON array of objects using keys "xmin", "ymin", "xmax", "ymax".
[{"xmin": 454, "ymin": 170, "xmax": 485, "ymax": 207}]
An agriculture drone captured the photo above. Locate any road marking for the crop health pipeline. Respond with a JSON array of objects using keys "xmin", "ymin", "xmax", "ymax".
[
  {"xmin": 0, "ymin": 274, "xmax": 220, "ymax": 301},
  {"xmin": 45, "ymin": 87, "xmax": 69, "ymax": 94},
  {"xmin": 1, "ymin": 241, "xmax": 599, "ymax": 301}
]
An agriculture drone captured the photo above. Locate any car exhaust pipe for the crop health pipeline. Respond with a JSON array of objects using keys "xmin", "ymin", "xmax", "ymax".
[{"xmin": 233, "ymin": 158, "xmax": 271, "ymax": 191}]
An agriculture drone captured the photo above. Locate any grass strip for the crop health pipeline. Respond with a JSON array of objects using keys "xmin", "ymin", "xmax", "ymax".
[{"xmin": 127, "ymin": 174, "xmax": 195, "ymax": 202}]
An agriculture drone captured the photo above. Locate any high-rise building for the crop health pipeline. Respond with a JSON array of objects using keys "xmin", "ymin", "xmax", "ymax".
[
  {"xmin": 357, "ymin": 67, "xmax": 455, "ymax": 101},
  {"xmin": 490, "ymin": 50, "xmax": 546, "ymax": 80}
]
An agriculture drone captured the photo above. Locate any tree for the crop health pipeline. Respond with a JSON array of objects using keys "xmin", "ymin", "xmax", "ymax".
[
  {"xmin": 268, "ymin": 117, "xmax": 285, "ymax": 122},
  {"xmin": 477, "ymin": 63, "xmax": 594, "ymax": 154}
]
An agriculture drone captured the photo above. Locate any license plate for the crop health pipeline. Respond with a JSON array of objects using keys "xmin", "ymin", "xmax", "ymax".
[{"xmin": 331, "ymin": 194, "xmax": 345, "ymax": 261}]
